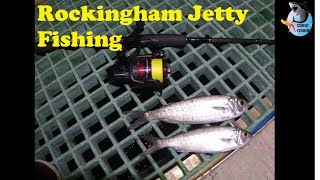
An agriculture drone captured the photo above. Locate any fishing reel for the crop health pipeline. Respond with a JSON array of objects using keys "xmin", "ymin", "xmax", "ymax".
[
  {"xmin": 107, "ymin": 21, "xmax": 171, "ymax": 93},
  {"xmin": 107, "ymin": 51, "xmax": 170, "ymax": 91}
]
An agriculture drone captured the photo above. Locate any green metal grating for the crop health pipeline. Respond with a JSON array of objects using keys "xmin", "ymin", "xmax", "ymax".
[{"xmin": 35, "ymin": 0, "xmax": 275, "ymax": 179}]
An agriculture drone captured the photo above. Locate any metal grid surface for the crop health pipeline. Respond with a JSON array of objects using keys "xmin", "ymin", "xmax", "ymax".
[{"xmin": 35, "ymin": 0, "xmax": 275, "ymax": 179}]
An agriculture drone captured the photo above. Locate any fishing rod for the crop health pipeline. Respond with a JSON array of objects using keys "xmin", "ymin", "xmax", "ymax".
[{"xmin": 35, "ymin": 20, "xmax": 275, "ymax": 93}]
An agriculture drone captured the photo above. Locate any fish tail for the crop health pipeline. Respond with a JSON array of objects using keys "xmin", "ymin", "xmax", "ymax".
[
  {"xmin": 140, "ymin": 136, "xmax": 164, "ymax": 155},
  {"xmin": 125, "ymin": 111, "xmax": 149, "ymax": 130}
]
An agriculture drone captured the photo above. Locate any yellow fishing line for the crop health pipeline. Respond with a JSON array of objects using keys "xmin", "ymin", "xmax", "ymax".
[{"xmin": 151, "ymin": 59, "xmax": 163, "ymax": 83}]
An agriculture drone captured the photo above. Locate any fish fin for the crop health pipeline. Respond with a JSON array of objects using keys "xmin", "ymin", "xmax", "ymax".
[
  {"xmin": 212, "ymin": 107, "xmax": 227, "ymax": 111},
  {"xmin": 125, "ymin": 111, "xmax": 148, "ymax": 131},
  {"xmin": 124, "ymin": 111, "xmax": 145, "ymax": 119},
  {"xmin": 140, "ymin": 136, "xmax": 164, "ymax": 155}
]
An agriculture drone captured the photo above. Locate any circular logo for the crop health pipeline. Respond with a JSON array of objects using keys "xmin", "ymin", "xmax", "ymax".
[
  {"xmin": 281, "ymin": 2, "xmax": 313, "ymax": 37},
  {"xmin": 287, "ymin": 13, "xmax": 312, "ymax": 37}
]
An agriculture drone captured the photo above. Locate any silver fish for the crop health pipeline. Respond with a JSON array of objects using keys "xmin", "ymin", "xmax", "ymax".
[
  {"xmin": 141, "ymin": 126, "xmax": 252, "ymax": 155},
  {"xmin": 126, "ymin": 95, "xmax": 249, "ymax": 130}
]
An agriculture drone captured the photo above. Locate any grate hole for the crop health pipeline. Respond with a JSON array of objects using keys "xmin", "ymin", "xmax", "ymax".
[
  {"xmin": 145, "ymin": 101, "xmax": 162, "ymax": 111},
  {"xmin": 88, "ymin": 84, "xmax": 101, "ymax": 93},
  {"xmin": 238, "ymin": 69, "xmax": 248, "ymax": 79},
  {"xmin": 124, "ymin": 141, "xmax": 142, "ymax": 160},
  {"xmin": 226, "ymin": 57, "xmax": 235, "ymax": 65},
  {"xmin": 91, "ymin": 165, "xmax": 106, "ymax": 180},
  {"xmin": 209, "ymin": 88, "xmax": 221, "ymax": 95},
  {"xmin": 74, "ymin": 133, "xmax": 85, "ymax": 144},
  {"xmin": 152, "ymin": 148, "xmax": 174, "ymax": 167},
  {"xmin": 138, "ymin": 91, "xmax": 154, "ymax": 103},
  {"xmin": 67, "ymin": 159, "xmax": 78, "ymax": 172},
  {"xmin": 107, "ymin": 154, "xmax": 124, "ymax": 170},
  {"xmin": 120, "ymin": 99, "xmax": 137, "ymax": 111},
  {"xmin": 201, "ymin": 53, "xmax": 211, "ymax": 61},
  {"xmin": 45, "ymin": 153, "xmax": 53, "ymax": 162},
  {"xmin": 50, "ymin": 50, "xmax": 65, "ymax": 64},
  {"xmin": 41, "ymin": 70, "xmax": 56, "ymax": 86},
  {"xmin": 74, "ymin": 94, "xmax": 85, "ymax": 103},
  {"xmin": 224, "ymin": 78, "xmax": 236, "ymax": 89},
  {"xmin": 198, "ymin": 75, "xmax": 210, "ymax": 85},
  {"xmin": 165, "ymin": 93, "xmax": 182, "ymax": 103},
  {"xmin": 39, "ymin": 138, "xmax": 45, "ymax": 146},
  {"xmin": 181, "ymin": 31, "xmax": 187, "ymax": 35},
  {"xmin": 76, "ymin": 64, "xmax": 93, "ymax": 79},
  {"xmin": 47, "ymin": 81, "xmax": 63, "ymax": 99},
  {"xmin": 70, "ymin": 52, "xmax": 85, "ymax": 67},
  {"xmin": 104, "ymin": 111, "xmax": 120, "ymax": 125},
  {"xmin": 250, "ymin": 82, "xmax": 262, "ymax": 94},
  {"xmin": 82, "ymin": 149, "xmax": 95, "ymax": 163},
  {"xmin": 52, "ymin": 96, "xmax": 70, "ymax": 114},
  {"xmin": 187, "ymin": 62, "xmax": 197, "ymax": 71},
  {"xmin": 191, "ymin": 43, "xmax": 200, "ymax": 48},
  {"xmin": 171, "ymin": 71, "xmax": 183, "ymax": 80},
  {"xmin": 40, "ymin": 101, "xmax": 47, "ymax": 106},
  {"xmin": 46, "ymin": 114, "xmax": 54, "ymax": 121},
  {"xmin": 111, "ymin": 86, "xmax": 126, "ymax": 97},
  {"xmin": 176, "ymin": 50, "xmax": 186, "ymax": 57},
  {"xmin": 52, "ymin": 128, "xmax": 61, "ymax": 137},
  {"xmin": 157, "ymin": 29, "xmax": 164, "ymax": 33},
  {"xmin": 96, "ymin": 96, "xmax": 110, "ymax": 108},
  {"xmin": 53, "ymin": 91, "xmax": 62, "ymax": 98},
  {"xmin": 114, "ymin": 126, "xmax": 130, "ymax": 142},
  {"xmin": 214, "ymin": 44, "xmax": 224, "ymax": 52},
  {"xmin": 95, "ymin": 61, "xmax": 107, "ymax": 70},
  {"xmin": 182, "ymin": 84, "xmax": 195, "ymax": 96},
  {"xmin": 213, "ymin": 66, "xmax": 223, "ymax": 75},
  {"xmin": 59, "ymin": 143, "xmax": 68, "ymax": 154},
  {"xmin": 81, "ymin": 107, "xmax": 93, "ymax": 118},
  {"xmin": 67, "ymin": 118, "xmax": 77, "ymax": 128},
  {"xmin": 134, "ymin": 158, "xmax": 155, "ymax": 178},
  {"xmin": 59, "ymin": 104, "xmax": 69, "ymax": 112},
  {"xmin": 89, "ymin": 122, "xmax": 102, "ymax": 135},
  {"xmin": 67, "ymin": 81, "xmax": 77, "ymax": 88},
  {"xmin": 98, "ymin": 137, "xmax": 113, "ymax": 152},
  {"xmin": 35, "ymin": 92, "xmax": 48, "ymax": 109},
  {"xmin": 55, "ymin": 60, "xmax": 70, "ymax": 76},
  {"xmin": 92, "ymin": 53, "xmax": 108, "ymax": 70},
  {"xmin": 158, "ymin": 122, "xmax": 179, "ymax": 136},
  {"xmin": 35, "ymin": 122, "xmax": 39, "ymax": 129},
  {"xmin": 117, "ymin": 170, "xmax": 133, "ymax": 179}
]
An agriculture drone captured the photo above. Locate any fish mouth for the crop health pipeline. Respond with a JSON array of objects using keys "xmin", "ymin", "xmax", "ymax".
[{"xmin": 239, "ymin": 101, "xmax": 250, "ymax": 114}]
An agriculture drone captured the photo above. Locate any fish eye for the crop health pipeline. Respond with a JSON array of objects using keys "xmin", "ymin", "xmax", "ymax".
[
  {"xmin": 242, "ymin": 131, "xmax": 248, "ymax": 137},
  {"xmin": 239, "ymin": 99, "xmax": 245, "ymax": 106}
]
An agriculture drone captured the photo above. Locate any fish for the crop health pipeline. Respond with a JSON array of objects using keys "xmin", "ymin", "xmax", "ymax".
[
  {"xmin": 288, "ymin": 2, "xmax": 308, "ymax": 23},
  {"xmin": 141, "ymin": 126, "xmax": 252, "ymax": 155},
  {"xmin": 126, "ymin": 95, "xmax": 249, "ymax": 130}
]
